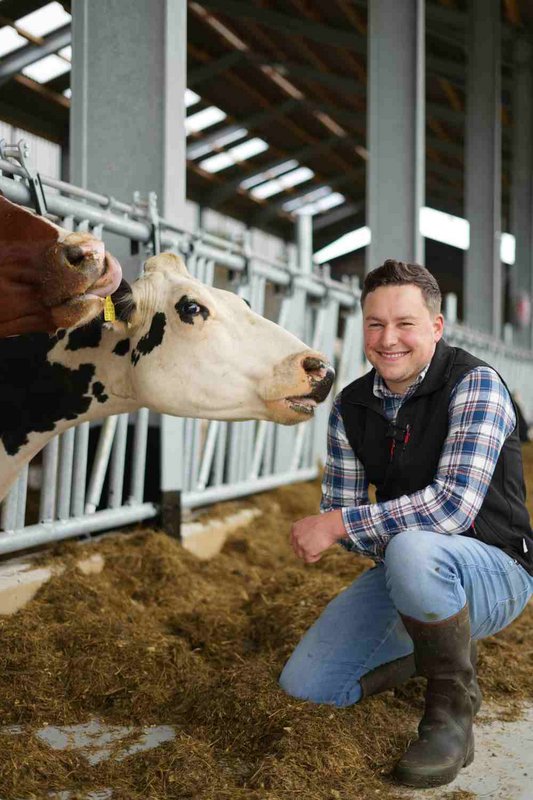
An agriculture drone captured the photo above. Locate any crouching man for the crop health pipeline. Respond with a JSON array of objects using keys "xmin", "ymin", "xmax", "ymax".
[{"xmin": 280, "ymin": 259, "xmax": 533, "ymax": 788}]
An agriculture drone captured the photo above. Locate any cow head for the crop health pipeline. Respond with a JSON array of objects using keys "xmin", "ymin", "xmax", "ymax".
[
  {"xmin": 108, "ymin": 253, "xmax": 334, "ymax": 424},
  {"xmin": 0, "ymin": 195, "xmax": 122, "ymax": 336}
]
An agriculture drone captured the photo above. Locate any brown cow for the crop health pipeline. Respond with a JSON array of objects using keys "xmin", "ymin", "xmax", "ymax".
[{"xmin": 0, "ymin": 195, "xmax": 122, "ymax": 337}]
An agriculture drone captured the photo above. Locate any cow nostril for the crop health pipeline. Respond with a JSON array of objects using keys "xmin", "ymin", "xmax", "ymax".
[
  {"xmin": 63, "ymin": 245, "xmax": 87, "ymax": 268},
  {"xmin": 302, "ymin": 356, "xmax": 326, "ymax": 373}
]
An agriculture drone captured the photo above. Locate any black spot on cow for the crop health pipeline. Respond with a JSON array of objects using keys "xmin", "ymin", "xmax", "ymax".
[
  {"xmin": 92, "ymin": 381, "xmax": 108, "ymax": 404},
  {"xmin": 0, "ymin": 333, "xmax": 95, "ymax": 456},
  {"xmin": 66, "ymin": 319, "xmax": 103, "ymax": 351},
  {"xmin": 113, "ymin": 338, "xmax": 130, "ymax": 356},
  {"xmin": 131, "ymin": 312, "xmax": 166, "ymax": 367},
  {"xmin": 56, "ymin": 329, "xmax": 66, "ymax": 340}
]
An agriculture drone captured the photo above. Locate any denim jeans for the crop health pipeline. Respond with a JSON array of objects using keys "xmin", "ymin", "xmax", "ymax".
[{"xmin": 279, "ymin": 529, "xmax": 533, "ymax": 707}]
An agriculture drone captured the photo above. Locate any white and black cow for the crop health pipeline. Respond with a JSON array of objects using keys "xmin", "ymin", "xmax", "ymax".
[{"xmin": 0, "ymin": 252, "xmax": 334, "ymax": 500}]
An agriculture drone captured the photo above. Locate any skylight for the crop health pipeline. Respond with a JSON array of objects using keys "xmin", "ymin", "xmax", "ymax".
[
  {"xmin": 0, "ymin": 27, "xmax": 26, "ymax": 58},
  {"xmin": 185, "ymin": 106, "xmax": 226, "ymax": 135},
  {"xmin": 199, "ymin": 137, "xmax": 268, "ymax": 173},
  {"xmin": 185, "ymin": 88, "xmax": 201, "ymax": 108},
  {"xmin": 315, "ymin": 226, "xmax": 371, "ymax": 264},
  {"xmin": 297, "ymin": 192, "xmax": 345, "ymax": 216},
  {"xmin": 63, "ymin": 87, "xmax": 72, "ymax": 99},
  {"xmin": 282, "ymin": 185, "xmax": 334, "ymax": 213},
  {"xmin": 250, "ymin": 166, "xmax": 314, "ymax": 200},
  {"xmin": 187, "ymin": 126, "xmax": 249, "ymax": 160},
  {"xmin": 58, "ymin": 45, "xmax": 71, "ymax": 61},
  {"xmin": 239, "ymin": 159, "xmax": 299, "ymax": 191},
  {"xmin": 314, "ymin": 209, "xmax": 517, "ymax": 265},
  {"xmin": 22, "ymin": 53, "xmax": 71, "ymax": 83},
  {"xmin": 16, "ymin": 2, "xmax": 71, "ymax": 37}
]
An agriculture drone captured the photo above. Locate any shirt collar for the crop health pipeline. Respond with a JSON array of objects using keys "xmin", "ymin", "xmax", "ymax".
[{"xmin": 373, "ymin": 362, "xmax": 431, "ymax": 399}]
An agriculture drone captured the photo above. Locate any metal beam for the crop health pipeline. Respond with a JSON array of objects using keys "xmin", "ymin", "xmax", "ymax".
[
  {"xmin": 313, "ymin": 201, "xmax": 363, "ymax": 232},
  {"xmin": 464, "ymin": 0, "xmax": 502, "ymax": 336},
  {"xmin": 188, "ymin": 49, "xmax": 246, "ymax": 86},
  {"xmin": 0, "ymin": 24, "xmax": 71, "ymax": 87},
  {"xmin": 367, "ymin": 0, "xmax": 425, "ymax": 269},
  {"xmin": 199, "ymin": 0, "xmax": 366, "ymax": 53}
]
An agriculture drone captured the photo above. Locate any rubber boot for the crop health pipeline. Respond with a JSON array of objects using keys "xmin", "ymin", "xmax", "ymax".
[
  {"xmin": 392, "ymin": 605, "xmax": 476, "ymax": 788},
  {"xmin": 360, "ymin": 642, "xmax": 482, "ymax": 715}
]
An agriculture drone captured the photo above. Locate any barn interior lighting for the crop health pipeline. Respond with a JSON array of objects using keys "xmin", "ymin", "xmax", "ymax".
[
  {"xmin": 188, "ymin": 126, "xmax": 249, "ymax": 160},
  {"xmin": 297, "ymin": 192, "xmax": 345, "ymax": 216},
  {"xmin": 239, "ymin": 160, "xmax": 299, "ymax": 191},
  {"xmin": 315, "ymin": 209, "xmax": 517, "ymax": 265},
  {"xmin": 199, "ymin": 137, "xmax": 269, "ymax": 173},
  {"xmin": 0, "ymin": 27, "xmax": 26, "ymax": 57},
  {"xmin": 185, "ymin": 106, "xmax": 227, "ymax": 135},
  {"xmin": 22, "ymin": 54, "xmax": 70, "ymax": 84},
  {"xmin": 63, "ymin": 88, "xmax": 72, "ymax": 99},
  {"xmin": 16, "ymin": 2, "xmax": 71, "ymax": 37},
  {"xmin": 315, "ymin": 226, "xmax": 371, "ymax": 263},
  {"xmin": 58, "ymin": 45, "xmax": 72, "ymax": 62},
  {"xmin": 282, "ymin": 185, "xmax": 334, "ymax": 213},
  {"xmin": 250, "ymin": 166, "xmax": 314, "ymax": 200},
  {"xmin": 185, "ymin": 89, "xmax": 201, "ymax": 108}
]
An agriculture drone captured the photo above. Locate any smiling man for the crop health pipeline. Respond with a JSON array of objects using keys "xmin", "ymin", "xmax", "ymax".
[{"xmin": 280, "ymin": 259, "xmax": 533, "ymax": 789}]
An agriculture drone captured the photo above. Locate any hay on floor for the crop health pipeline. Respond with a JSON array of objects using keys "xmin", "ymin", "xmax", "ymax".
[{"xmin": 0, "ymin": 448, "xmax": 532, "ymax": 799}]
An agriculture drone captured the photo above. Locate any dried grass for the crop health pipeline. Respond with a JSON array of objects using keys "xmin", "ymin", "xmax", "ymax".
[{"xmin": 0, "ymin": 447, "xmax": 532, "ymax": 799}]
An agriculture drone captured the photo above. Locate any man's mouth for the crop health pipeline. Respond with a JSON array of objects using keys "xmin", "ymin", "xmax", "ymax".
[{"xmin": 378, "ymin": 351, "xmax": 410, "ymax": 361}]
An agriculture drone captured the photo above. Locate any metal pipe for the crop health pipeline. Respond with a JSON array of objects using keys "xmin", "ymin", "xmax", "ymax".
[
  {"xmin": 16, "ymin": 466, "xmax": 29, "ymax": 529},
  {"xmin": 71, "ymin": 422, "xmax": 90, "ymax": 517},
  {"xmin": 129, "ymin": 408, "xmax": 149, "ymax": 503},
  {"xmin": 182, "ymin": 467, "xmax": 318, "ymax": 509},
  {"xmin": 57, "ymin": 429, "xmax": 75, "ymax": 521},
  {"xmin": 39, "ymin": 438, "xmax": 59, "ymax": 523},
  {"xmin": 85, "ymin": 417, "xmax": 118, "ymax": 514},
  {"xmin": 1, "ymin": 482, "xmax": 18, "ymax": 532},
  {"xmin": 0, "ymin": 503, "xmax": 157, "ymax": 556},
  {"xmin": 109, "ymin": 414, "xmax": 129, "ymax": 508}
]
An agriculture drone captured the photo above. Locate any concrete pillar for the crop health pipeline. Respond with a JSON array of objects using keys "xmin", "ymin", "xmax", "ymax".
[
  {"xmin": 70, "ymin": 0, "xmax": 187, "ymax": 272},
  {"xmin": 510, "ymin": 39, "xmax": 533, "ymax": 349},
  {"xmin": 366, "ymin": 0, "xmax": 424, "ymax": 271},
  {"xmin": 464, "ymin": 0, "xmax": 501, "ymax": 336}
]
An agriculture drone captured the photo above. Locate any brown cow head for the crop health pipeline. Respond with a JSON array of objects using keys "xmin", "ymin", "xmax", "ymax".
[{"xmin": 0, "ymin": 195, "xmax": 122, "ymax": 336}]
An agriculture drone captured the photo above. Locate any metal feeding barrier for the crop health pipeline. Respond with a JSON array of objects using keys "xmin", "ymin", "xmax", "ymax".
[{"xmin": 0, "ymin": 141, "xmax": 532, "ymax": 556}]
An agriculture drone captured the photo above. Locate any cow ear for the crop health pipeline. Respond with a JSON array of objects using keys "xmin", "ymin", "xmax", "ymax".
[
  {"xmin": 110, "ymin": 279, "xmax": 136, "ymax": 323},
  {"xmin": 143, "ymin": 251, "xmax": 190, "ymax": 276}
]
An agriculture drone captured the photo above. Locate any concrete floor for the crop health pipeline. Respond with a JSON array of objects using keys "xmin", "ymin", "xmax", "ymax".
[{"xmin": 2, "ymin": 703, "xmax": 532, "ymax": 799}]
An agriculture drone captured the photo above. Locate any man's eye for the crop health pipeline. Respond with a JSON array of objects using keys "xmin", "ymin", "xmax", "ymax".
[{"xmin": 175, "ymin": 296, "xmax": 209, "ymax": 324}]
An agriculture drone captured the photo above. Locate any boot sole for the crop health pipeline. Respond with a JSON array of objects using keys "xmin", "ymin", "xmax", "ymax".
[{"xmin": 393, "ymin": 736, "xmax": 475, "ymax": 789}]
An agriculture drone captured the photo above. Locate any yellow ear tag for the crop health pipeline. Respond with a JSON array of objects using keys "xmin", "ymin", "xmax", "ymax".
[{"xmin": 104, "ymin": 295, "xmax": 116, "ymax": 322}]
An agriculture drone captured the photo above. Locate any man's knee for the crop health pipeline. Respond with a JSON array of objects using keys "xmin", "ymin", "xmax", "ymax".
[
  {"xmin": 279, "ymin": 653, "xmax": 362, "ymax": 707},
  {"xmin": 384, "ymin": 529, "xmax": 438, "ymax": 576}
]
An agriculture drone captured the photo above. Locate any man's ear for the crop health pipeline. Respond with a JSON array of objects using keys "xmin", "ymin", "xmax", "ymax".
[{"xmin": 434, "ymin": 313, "xmax": 445, "ymax": 340}]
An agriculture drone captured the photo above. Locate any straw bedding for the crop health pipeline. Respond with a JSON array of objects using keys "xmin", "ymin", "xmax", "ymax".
[{"xmin": 0, "ymin": 446, "xmax": 532, "ymax": 799}]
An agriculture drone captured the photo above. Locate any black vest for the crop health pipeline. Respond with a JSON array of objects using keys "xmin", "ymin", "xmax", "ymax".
[{"xmin": 340, "ymin": 339, "xmax": 533, "ymax": 574}]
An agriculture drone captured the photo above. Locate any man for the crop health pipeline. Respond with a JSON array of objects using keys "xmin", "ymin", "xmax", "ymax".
[{"xmin": 280, "ymin": 259, "xmax": 533, "ymax": 789}]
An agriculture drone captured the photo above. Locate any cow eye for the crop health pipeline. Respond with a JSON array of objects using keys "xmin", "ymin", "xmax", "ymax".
[{"xmin": 175, "ymin": 296, "xmax": 209, "ymax": 324}]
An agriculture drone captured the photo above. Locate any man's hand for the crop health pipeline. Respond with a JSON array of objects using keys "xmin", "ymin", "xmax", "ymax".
[{"xmin": 290, "ymin": 509, "xmax": 348, "ymax": 563}]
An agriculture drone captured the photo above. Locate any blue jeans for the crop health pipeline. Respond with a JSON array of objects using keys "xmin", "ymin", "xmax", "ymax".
[{"xmin": 279, "ymin": 530, "xmax": 533, "ymax": 707}]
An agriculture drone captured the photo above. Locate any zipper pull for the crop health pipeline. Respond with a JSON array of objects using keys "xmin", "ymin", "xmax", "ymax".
[{"xmin": 404, "ymin": 424, "xmax": 411, "ymax": 445}]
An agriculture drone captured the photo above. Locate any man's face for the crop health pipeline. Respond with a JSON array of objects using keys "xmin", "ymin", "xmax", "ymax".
[{"xmin": 363, "ymin": 284, "xmax": 444, "ymax": 394}]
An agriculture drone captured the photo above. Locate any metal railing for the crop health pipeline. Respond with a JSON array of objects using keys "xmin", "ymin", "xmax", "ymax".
[{"xmin": 0, "ymin": 140, "xmax": 531, "ymax": 556}]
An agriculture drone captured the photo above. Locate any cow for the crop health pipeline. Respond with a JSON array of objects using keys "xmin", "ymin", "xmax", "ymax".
[
  {"xmin": 0, "ymin": 252, "xmax": 335, "ymax": 500},
  {"xmin": 0, "ymin": 195, "xmax": 122, "ymax": 337}
]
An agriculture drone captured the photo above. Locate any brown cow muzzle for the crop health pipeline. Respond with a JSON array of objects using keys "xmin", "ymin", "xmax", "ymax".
[{"xmin": 42, "ymin": 233, "xmax": 123, "ymax": 307}]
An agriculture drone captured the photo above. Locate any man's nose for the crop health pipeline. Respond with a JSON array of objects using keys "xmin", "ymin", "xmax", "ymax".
[{"xmin": 381, "ymin": 325, "xmax": 398, "ymax": 346}]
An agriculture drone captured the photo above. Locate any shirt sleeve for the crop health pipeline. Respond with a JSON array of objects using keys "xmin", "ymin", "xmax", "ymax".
[
  {"xmin": 340, "ymin": 367, "xmax": 517, "ymax": 559},
  {"xmin": 320, "ymin": 394, "xmax": 369, "ymax": 513}
]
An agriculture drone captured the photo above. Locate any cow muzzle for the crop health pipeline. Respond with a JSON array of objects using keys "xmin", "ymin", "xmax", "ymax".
[
  {"xmin": 42, "ymin": 233, "xmax": 123, "ymax": 309},
  {"xmin": 263, "ymin": 351, "xmax": 335, "ymax": 424}
]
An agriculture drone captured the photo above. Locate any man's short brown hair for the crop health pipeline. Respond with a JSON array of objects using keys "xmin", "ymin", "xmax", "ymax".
[{"xmin": 361, "ymin": 259, "xmax": 442, "ymax": 316}]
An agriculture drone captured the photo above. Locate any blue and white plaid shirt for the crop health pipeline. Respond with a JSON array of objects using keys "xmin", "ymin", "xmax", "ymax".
[{"xmin": 321, "ymin": 363, "xmax": 517, "ymax": 561}]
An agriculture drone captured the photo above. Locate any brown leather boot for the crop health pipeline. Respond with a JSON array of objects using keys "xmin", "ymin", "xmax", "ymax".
[
  {"xmin": 360, "ymin": 641, "xmax": 481, "ymax": 714},
  {"xmin": 393, "ymin": 605, "xmax": 476, "ymax": 788}
]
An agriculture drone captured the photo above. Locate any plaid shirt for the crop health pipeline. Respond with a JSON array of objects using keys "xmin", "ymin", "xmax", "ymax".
[{"xmin": 321, "ymin": 364, "xmax": 517, "ymax": 561}]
